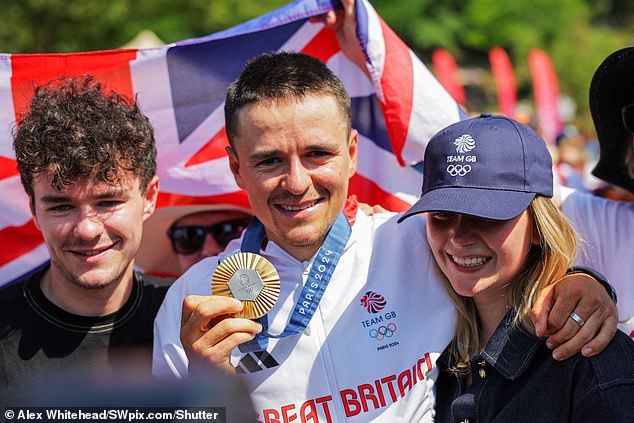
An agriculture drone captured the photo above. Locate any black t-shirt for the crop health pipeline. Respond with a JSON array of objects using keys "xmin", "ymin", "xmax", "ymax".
[{"xmin": 0, "ymin": 265, "xmax": 172, "ymax": 404}]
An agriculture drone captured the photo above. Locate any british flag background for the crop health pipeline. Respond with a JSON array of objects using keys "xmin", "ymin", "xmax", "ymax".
[{"xmin": 0, "ymin": 0, "xmax": 463, "ymax": 285}]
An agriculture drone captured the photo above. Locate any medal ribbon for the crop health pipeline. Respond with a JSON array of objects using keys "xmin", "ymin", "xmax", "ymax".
[{"xmin": 237, "ymin": 212, "xmax": 351, "ymax": 352}]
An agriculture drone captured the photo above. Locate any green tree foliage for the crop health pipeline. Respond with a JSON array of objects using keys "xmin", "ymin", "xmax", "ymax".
[
  {"xmin": 0, "ymin": 0, "xmax": 288, "ymax": 53},
  {"xmin": 373, "ymin": 0, "xmax": 633, "ymax": 126},
  {"xmin": 0, "ymin": 0, "xmax": 632, "ymax": 127}
]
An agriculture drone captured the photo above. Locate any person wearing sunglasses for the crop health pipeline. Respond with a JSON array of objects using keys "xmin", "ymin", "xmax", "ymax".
[
  {"xmin": 558, "ymin": 46, "xmax": 634, "ymax": 338},
  {"xmin": 136, "ymin": 204, "xmax": 252, "ymax": 276},
  {"xmin": 168, "ymin": 211, "xmax": 251, "ymax": 273}
]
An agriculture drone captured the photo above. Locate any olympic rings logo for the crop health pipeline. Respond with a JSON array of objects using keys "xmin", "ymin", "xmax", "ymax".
[
  {"xmin": 446, "ymin": 164, "xmax": 471, "ymax": 177},
  {"xmin": 369, "ymin": 323, "xmax": 397, "ymax": 340}
]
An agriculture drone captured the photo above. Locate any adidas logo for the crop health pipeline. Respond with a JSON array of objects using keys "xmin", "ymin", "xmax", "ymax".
[{"xmin": 235, "ymin": 350, "xmax": 280, "ymax": 374}]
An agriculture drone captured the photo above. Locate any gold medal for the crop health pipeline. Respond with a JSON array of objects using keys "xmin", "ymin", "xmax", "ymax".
[{"xmin": 211, "ymin": 252, "xmax": 280, "ymax": 319}]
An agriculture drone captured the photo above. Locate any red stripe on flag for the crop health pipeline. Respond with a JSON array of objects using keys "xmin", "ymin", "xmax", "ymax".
[
  {"xmin": 0, "ymin": 157, "xmax": 18, "ymax": 181},
  {"xmin": 349, "ymin": 173, "xmax": 411, "ymax": 212},
  {"xmin": 11, "ymin": 50, "xmax": 138, "ymax": 119},
  {"xmin": 156, "ymin": 190, "xmax": 251, "ymax": 210},
  {"xmin": 185, "ymin": 128, "xmax": 230, "ymax": 167},
  {"xmin": 300, "ymin": 27, "xmax": 341, "ymax": 63},
  {"xmin": 377, "ymin": 18, "xmax": 414, "ymax": 167},
  {"xmin": 0, "ymin": 220, "xmax": 43, "ymax": 267},
  {"xmin": 343, "ymin": 195, "xmax": 359, "ymax": 226}
]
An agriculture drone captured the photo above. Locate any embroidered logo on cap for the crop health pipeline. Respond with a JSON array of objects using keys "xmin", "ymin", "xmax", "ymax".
[
  {"xmin": 447, "ymin": 164, "xmax": 471, "ymax": 176},
  {"xmin": 454, "ymin": 134, "xmax": 476, "ymax": 153},
  {"xmin": 446, "ymin": 134, "xmax": 477, "ymax": 177}
]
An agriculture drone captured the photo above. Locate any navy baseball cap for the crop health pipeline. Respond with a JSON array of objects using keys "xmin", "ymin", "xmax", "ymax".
[{"xmin": 398, "ymin": 113, "xmax": 553, "ymax": 222}]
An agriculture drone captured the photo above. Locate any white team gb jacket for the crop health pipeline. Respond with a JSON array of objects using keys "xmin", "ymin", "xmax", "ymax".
[{"xmin": 153, "ymin": 210, "xmax": 456, "ymax": 422}]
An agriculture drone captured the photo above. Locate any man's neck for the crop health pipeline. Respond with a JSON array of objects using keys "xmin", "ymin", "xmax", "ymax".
[
  {"xmin": 40, "ymin": 266, "xmax": 135, "ymax": 317},
  {"xmin": 266, "ymin": 241, "xmax": 321, "ymax": 263}
]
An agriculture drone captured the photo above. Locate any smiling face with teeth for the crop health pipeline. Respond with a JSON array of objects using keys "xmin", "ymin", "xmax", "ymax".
[
  {"xmin": 426, "ymin": 211, "xmax": 539, "ymax": 314},
  {"xmin": 228, "ymin": 94, "xmax": 357, "ymax": 261},
  {"xmin": 30, "ymin": 170, "xmax": 158, "ymax": 310}
]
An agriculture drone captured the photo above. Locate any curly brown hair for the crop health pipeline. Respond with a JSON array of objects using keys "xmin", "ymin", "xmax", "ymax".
[{"xmin": 13, "ymin": 75, "xmax": 156, "ymax": 200}]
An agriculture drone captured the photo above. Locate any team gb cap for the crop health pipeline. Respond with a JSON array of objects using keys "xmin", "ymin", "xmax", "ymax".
[{"xmin": 398, "ymin": 113, "xmax": 553, "ymax": 222}]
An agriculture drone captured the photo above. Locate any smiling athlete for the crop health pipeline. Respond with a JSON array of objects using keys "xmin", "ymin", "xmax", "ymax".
[{"xmin": 153, "ymin": 53, "xmax": 618, "ymax": 422}]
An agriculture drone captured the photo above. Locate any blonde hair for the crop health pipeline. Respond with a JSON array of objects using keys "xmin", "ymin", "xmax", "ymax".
[{"xmin": 443, "ymin": 196, "xmax": 577, "ymax": 374}]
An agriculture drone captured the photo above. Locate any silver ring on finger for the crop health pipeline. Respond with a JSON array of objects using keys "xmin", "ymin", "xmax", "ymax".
[{"xmin": 569, "ymin": 312, "xmax": 585, "ymax": 327}]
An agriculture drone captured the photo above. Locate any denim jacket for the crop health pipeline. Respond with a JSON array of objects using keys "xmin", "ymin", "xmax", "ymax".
[{"xmin": 435, "ymin": 311, "xmax": 634, "ymax": 422}]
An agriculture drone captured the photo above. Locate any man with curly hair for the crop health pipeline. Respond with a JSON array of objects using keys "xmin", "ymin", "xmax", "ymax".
[{"xmin": 0, "ymin": 76, "xmax": 171, "ymax": 401}]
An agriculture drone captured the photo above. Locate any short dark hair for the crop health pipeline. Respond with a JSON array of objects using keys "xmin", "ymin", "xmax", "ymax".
[
  {"xmin": 224, "ymin": 52, "xmax": 351, "ymax": 147},
  {"xmin": 13, "ymin": 75, "xmax": 156, "ymax": 199}
]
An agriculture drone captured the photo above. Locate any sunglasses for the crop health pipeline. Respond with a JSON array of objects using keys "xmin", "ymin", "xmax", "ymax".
[
  {"xmin": 167, "ymin": 218, "xmax": 250, "ymax": 255},
  {"xmin": 621, "ymin": 103, "xmax": 634, "ymax": 134}
]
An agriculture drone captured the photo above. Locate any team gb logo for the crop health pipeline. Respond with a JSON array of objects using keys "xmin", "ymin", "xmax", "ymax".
[
  {"xmin": 454, "ymin": 134, "xmax": 476, "ymax": 153},
  {"xmin": 360, "ymin": 291, "xmax": 386, "ymax": 314}
]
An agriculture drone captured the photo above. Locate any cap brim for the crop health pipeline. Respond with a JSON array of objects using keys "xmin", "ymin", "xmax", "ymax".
[
  {"xmin": 398, "ymin": 187, "xmax": 536, "ymax": 222},
  {"xmin": 136, "ymin": 204, "xmax": 252, "ymax": 276},
  {"xmin": 590, "ymin": 46, "xmax": 634, "ymax": 193}
]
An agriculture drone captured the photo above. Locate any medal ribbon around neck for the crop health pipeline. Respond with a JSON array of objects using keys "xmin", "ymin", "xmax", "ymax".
[{"xmin": 237, "ymin": 212, "xmax": 352, "ymax": 352}]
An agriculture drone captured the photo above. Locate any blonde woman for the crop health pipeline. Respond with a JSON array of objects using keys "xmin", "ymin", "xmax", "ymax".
[{"xmin": 399, "ymin": 113, "xmax": 634, "ymax": 422}]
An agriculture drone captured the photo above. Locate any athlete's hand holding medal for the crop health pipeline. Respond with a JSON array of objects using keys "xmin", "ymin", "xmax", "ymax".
[{"xmin": 179, "ymin": 254, "xmax": 280, "ymax": 375}]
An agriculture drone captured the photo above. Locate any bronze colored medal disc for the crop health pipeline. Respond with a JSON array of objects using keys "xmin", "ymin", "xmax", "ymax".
[{"xmin": 212, "ymin": 252, "xmax": 280, "ymax": 319}]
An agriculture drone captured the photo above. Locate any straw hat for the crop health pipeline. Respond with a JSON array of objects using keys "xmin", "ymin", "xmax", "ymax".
[{"xmin": 136, "ymin": 203, "xmax": 252, "ymax": 276}]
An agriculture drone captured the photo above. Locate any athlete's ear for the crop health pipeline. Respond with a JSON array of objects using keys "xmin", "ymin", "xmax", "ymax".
[
  {"xmin": 347, "ymin": 129, "xmax": 358, "ymax": 178},
  {"xmin": 227, "ymin": 145, "xmax": 244, "ymax": 189}
]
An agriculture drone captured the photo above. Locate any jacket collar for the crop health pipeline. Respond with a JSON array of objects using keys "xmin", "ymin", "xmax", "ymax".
[
  {"xmin": 479, "ymin": 311, "xmax": 544, "ymax": 381},
  {"xmin": 438, "ymin": 311, "xmax": 545, "ymax": 381}
]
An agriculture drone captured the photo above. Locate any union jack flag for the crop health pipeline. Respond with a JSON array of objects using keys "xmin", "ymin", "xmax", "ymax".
[{"xmin": 0, "ymin": 0, "xmax": 463, "ymax": 285}]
